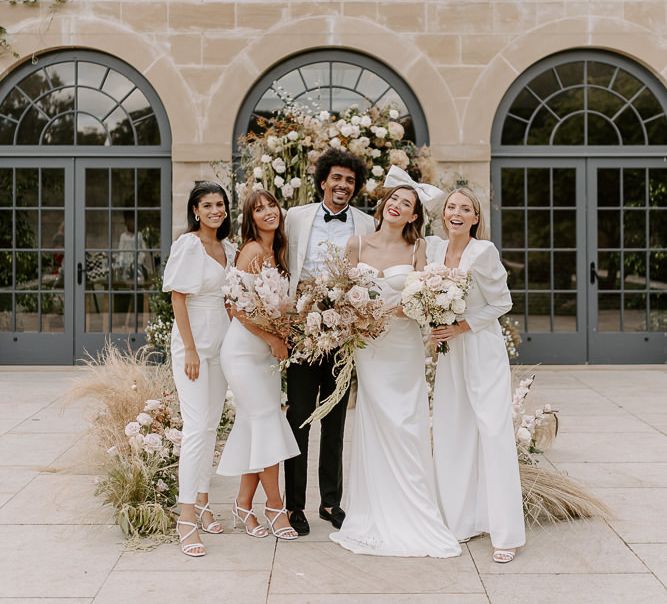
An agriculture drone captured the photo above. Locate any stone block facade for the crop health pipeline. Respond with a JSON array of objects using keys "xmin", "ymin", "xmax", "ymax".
[{"xmin": 2, "ymin": 0, "xmax": 667, "ymax": 234}]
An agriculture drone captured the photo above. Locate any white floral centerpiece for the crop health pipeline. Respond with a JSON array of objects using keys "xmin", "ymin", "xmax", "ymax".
[{"xmin": 237, "ymin": 97, "xmax": 437, "ymax": 209}]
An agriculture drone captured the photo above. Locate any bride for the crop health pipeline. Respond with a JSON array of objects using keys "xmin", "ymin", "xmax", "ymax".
[{"xmin": 329, "ymin": 181, "xmax": 461, "ymax": 558}]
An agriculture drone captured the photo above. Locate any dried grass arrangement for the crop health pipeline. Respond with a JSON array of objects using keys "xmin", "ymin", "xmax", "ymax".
[
  {"xmin": 520, "ymin": 464, "xmax": 612, "ymax": 526},
  {"xmin": 68, "ymin": 344, "xmax": 182, "ymax": 537}
]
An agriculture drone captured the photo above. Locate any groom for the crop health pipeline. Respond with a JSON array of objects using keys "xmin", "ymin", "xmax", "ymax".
[{"xmin": 284, "ymin": 148, "xmax": 375, "ymax": 535}]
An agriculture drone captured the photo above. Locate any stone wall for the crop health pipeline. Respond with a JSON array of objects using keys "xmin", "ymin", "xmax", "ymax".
[{"xmin": 2, "ymin": 0, "xmax": 667, "ymax": 233}]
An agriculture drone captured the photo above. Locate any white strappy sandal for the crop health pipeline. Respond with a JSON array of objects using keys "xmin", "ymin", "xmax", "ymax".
[
  {"xmin": 493, "ymin": 549, "xmax": 516, "ymax": 563},
  {"xmin": 232, "ymin": 500, "xmax": 269, "ymax": 538},
  {"xmin": 176, "ymin": 519, "xmax": 206, "ymax": 557},
  {"xmin": 265, "ymin": 505, "xmax": 299, "ymax": 540},
  {"xmin": 194, "ymin": 502, "xmax": 224, "ymax": 534}
]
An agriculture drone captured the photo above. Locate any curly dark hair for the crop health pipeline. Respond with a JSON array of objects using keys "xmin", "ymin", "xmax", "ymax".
[
  {"xmin": 313, "ymin": 148, "xmax": 367, "ymax": 200},
  {"xmin": 185, "ymin": 181, "xmax": 231, "ymax": 241}
]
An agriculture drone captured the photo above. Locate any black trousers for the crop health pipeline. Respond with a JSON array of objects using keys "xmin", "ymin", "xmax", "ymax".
[{"xmin": 284, "ymin": 353, "xmax": 350, "ymax": 512}]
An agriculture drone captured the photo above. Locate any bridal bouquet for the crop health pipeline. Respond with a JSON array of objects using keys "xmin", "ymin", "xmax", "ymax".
[
  {"xmin": 223, "ymin": 264, "xmax": 292, "ymax": 339},
  {"xmin": 401, "ymin": 263, "xmax": 473, "ymax": 354},
  {"xmin": 288, "ymin": 243, "xmax": 391, "ymax": 426}
]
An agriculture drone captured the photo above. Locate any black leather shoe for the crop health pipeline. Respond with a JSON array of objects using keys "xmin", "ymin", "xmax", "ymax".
[
  {"xmin": 319, "ymin": 505, "xmax": 346, "ymax": 529},
  {"xmin": 288, "ymin": 509, "xmax": 310, "ymax": 535}
]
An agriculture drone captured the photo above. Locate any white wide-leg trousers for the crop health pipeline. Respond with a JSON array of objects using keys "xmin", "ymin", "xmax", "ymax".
[
  {"xmin": 171, "ymin": 302, "xmax": 228, "ymax": 504},
  {"xmin": 433, "ymin": 337, "xmax": 526, "ymax": 549}
]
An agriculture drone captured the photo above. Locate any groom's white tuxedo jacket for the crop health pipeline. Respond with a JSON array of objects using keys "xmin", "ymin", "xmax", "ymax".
[{"xmin": 285, "ymin": 202, "xmax": 376, "ymax": 297}]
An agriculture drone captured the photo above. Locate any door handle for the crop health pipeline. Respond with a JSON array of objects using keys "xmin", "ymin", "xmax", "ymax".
[
  {"xmin": 590, "ymin": 261, "xmax": 598, "ymax": 285},
  {"xmin": 77, "ymin": 262, "xmax": 85, "ymax": 285}
]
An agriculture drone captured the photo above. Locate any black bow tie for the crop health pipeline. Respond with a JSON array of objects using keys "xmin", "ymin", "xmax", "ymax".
[{"xmin": 323, "ymin": 209, "xmax": 348, "ymax": 223}]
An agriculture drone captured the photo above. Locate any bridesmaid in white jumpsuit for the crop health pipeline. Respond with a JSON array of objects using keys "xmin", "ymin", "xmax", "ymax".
[
  {"xmin": 429, "ymin": 187, "xmax": 525, "ymax": 564},
  {"xmin": 163, "ymin": 182, "xmax": 235, "ymax": 557}
]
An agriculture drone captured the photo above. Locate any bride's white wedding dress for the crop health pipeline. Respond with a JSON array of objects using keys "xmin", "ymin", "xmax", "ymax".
[{"xmin": 329, "ymin": 261, "xmax": 461, "ymax": 558}]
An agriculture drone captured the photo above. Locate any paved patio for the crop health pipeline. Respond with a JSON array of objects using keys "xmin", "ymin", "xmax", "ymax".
[{"xmin": 0, "ymin": 365, "xmax": 666, "ymax": 604}]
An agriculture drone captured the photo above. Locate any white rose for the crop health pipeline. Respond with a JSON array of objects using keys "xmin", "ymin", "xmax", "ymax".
[
  {"xmin": 365, "ymin": 178, "xmax": 378, "ymax": 193},
  {"xmin": 358, "ymin": 136, "xmax": 370, "ymax": 147},
  {"xmin": 347, "ymin": 285, "xmax": 371, "ymax": 307},
  {"xmin": 144, "ymin": 399, "xmax": 161, "ymax": 411},
  {"xmin": 274, "ymin": 175, "xmax": 284, "ymax": 187},
  {"xmin": 372, "ymin": 126, "xmax": 387, "ymax": 139},
  {"xmin": 287, "ymin": 130, "xmax": 299, "ymax": 141},
  {"xmin": 328, "ymin": 126, "xmax": 338, "ymax": 138},
  {"xmin": 290, "ymin": 177, "xmax": 302, "ymax": 188},
  {"xmin": 441, "ymin": 310, "xmax": 457, "ymax": 324},
  {"xmin": 261, "ymin": 154, "xmax": 272, "ymax": 163},
  {"xmin": 281, "ymin": 184, "xmax": 294, "ymax": 199},
  {"xmin": 351, "ymin": 115, "xmax": 361, "ymax": 125},
  {"xmin": 360, "ymin": 115, "xmax": 372, "ymax": 127},
  {"xmin": 253, "ymin": 166, "xmax": 264, "ymax": 179},
  {"xmin": 165, "ymin": 427, "xmax": 182, "ymax": 445},
  {"xmin": 322, "ymin": 309, "xmax": 341, "ymax": 327},
  {"xmin": 124, "ymin": 421, "xmax": 141, "ymax": 437},
  {"xmin": 272, "ymin": 157, "xmax": 286, "ymax": 174},
  {"xmin": 389, "ymin": 149, "xmax": 410, "ymax": 170},
  {"xmin": 330, "ymin": 137, "xmax": 341, "ymax": 148},
  {"xmin": 388, "ymin": 121, "xmax": 404, "ymax": 140},
  {"xmin": 143, "ymin": 433, "xmax": 163, "ymax": 453},
  {"xmin": 318, "ymin": 110, "xmax": 330, "ymax": 121},
  {"xmin": 371, "ymin": 165, "xmax": 384, "ymax": 177},
  {"xmin": 252, "ymin": 182, "xmax": 264, "ymax": 191},
  {"xmin": 516, "ymin": 427, "xmax": 532, "ymax": 444},
  {"xmin": 136, "ymin": 412, "xmax": 153, "ymax": 427},
  {"xmin": 347, "ymin": 267, "xmax": 361, "ymax": 279},
  {"xmin": 340, "ymin": 124, "xmax": 354, "ymax": 137},
  {"xmin": 451, "ymin": 298, "xmax": 466, "ymax": 314},
  {"xmin": 389, "ymin": 109, "xmax": 399, "ymax": 119},
  {"xmin": 306, "ymin": 311, "xmax": 322, "ymax": 332},
  {"xmin": 370, "ymin": 148, "xmax": 382, "ymax": 159}
]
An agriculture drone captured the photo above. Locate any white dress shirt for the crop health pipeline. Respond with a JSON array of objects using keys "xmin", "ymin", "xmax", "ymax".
[{"xmin": 301, "ymin": 203, "xmax": 355, "ymax": 280}]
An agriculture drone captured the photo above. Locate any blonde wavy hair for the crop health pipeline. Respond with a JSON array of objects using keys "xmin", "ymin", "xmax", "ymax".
[{"xmin": 441, "ymin": 187, "xmax": 488, "ymax": 240}]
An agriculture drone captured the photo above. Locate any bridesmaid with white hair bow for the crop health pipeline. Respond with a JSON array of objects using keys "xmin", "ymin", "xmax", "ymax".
[{"xmin": 329, "ymin": 168, "xmax": 460, "ymax": 559}]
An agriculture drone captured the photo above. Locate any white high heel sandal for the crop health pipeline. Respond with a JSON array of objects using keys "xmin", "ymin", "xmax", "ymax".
[
  {"xmin": 176, "ymin": 519, "xmax": 206, "ymax": 557},
  {"xmin": 194, "ymin": 502, "xmax": 223, "ymax": 534},
  {"xmin": 265, "ymin": 505, "xmax": 299, "ymax": 540},
  {"xmin": 232, "ymin": 500, "xmax": 269, "ymax": 538}
]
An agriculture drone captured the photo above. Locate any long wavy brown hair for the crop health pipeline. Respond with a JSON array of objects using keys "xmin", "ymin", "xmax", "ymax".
[
  {"xmin": 374, "ymin": 185, "xmax": 424, "ymax": 244},
  {"xmin": 240, "ymin": 190, "xmax": 289, "ymax": 274}
]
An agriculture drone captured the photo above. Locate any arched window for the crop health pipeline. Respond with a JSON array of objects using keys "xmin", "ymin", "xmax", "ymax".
[
  {"xmin": 495, "ymin": 53, "xmax": 667, "ymax": 148},
  {"xmin": 233, "ymin": 49, "xmax": 429, "ymax": 151},
  {"xmin": 491, "ymin": 50, "xmax": 667, "ymax": 365},
  {"xmin": 0, "ymin": 50, "xmax": 171, "ymax": 364}
]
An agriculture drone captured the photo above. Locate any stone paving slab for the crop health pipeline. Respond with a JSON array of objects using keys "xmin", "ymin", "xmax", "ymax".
[{"xmin": 0, "ymin": 365, "xmax": 665, "ymax": 603}]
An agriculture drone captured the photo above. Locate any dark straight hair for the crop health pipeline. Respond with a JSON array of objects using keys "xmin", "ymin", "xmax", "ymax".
[
  {"xmin": 374, "ymin": 185, "xmax": 424, "ymax": 245},
  {"xmin": 240, "ymin": 190, "xmax": 289, "ymax": 274},
  {"xmin": 185, "ymin": 181, "xmax": 231, "ymax": 240}
]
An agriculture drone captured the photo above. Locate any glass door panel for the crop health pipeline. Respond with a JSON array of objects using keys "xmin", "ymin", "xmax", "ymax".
[
  {"xmin": 74, "ymin": 159, "xmax": 168, "ymax": 360},
  {"xmin": 0, "ymin": 160, "xmax": 73, "ymax": 364},
  {"xmin": 588, "ymin": 160, "xmax": 667, "ymax": 362},
  {"xmin": 492, "ymin": 159, "xmax": 587, "ymax": 363}
]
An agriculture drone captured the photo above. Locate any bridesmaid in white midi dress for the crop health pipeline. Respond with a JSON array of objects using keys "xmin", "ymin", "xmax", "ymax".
[
  {"xmin": 163, "ymin": 182, "xmax": 235, "ymax": 557},
  {"xmin": 429, "ymin": 188, "xmax": 525, "ymax": 564},
  {"xmin": 217, "ymin": 190, "xmax": 300, "ymax": 540},
  {"xmin": 330, "ymin": 185, "xmax": 461, "ymax": 559}
]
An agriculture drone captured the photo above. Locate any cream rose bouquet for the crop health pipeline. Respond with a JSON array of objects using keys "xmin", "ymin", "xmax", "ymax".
[
  {"xmin": 223, "ymin": 264, "xmax": 293, "ymax": 339},
  {"xmin": 401, "ymin": 263, "xmax": 473, "ymax": 354},
  {"xmin": 288, "ymin": 243, "xmax": 392, "ymax": 426}
]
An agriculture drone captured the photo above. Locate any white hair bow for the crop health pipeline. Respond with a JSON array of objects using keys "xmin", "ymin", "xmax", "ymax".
[{"xmin": 383, "ymin": 166, "xmax": 444, "ymax": 211}]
